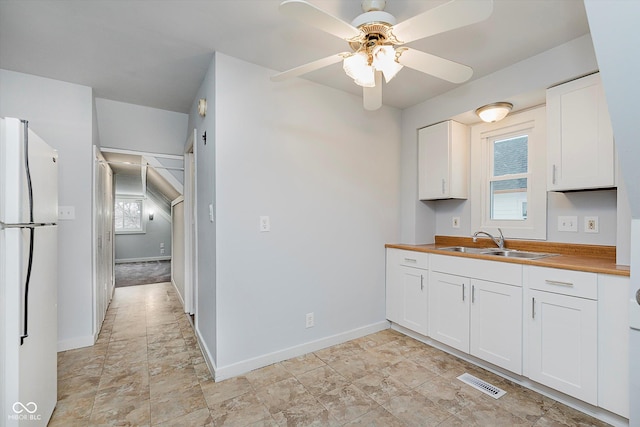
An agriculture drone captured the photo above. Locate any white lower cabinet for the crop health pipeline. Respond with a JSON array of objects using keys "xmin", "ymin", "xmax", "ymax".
[
  {"xmin": 429, "ymin": 272, "xmax": 470, "ymax": 352},
  {"xmin": 386, "ymin": 249, "xmax": 428, "ymax": 336},
  {"xmin": 470, "ymin": 279, "xmax": 523, "ymax": 374},
  {"xmin": 525, "ymin": 266, "xmax": 598, "ymax": 405},
  {"xmin": 429, "ymin": 255, "xmax": 523, "ymax": 374}
]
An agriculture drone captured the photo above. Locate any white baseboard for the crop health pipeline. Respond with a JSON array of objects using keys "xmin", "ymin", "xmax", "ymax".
[
  {"xmin": 213, "ymin": 321, "xmax": 390, "ymax": 381},
  {"xmin": 115, "ymin": 256, "xmax": 171, "ymax": 263},
  {"xmin": 57, "ymin": 335, "xmax": 95, "ymax": 352},
  {"xmin": 195, "ymin": 325, "xmax": 217, "ymax": 380},
  {"xmin": 172, "ymin": 278, "xmax": 185, "ymax": 307}
]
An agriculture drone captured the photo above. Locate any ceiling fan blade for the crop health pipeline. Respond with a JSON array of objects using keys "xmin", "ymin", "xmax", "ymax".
[
  {"xmin": 363, "ymin": 72, "xmax": 382, "ymax": 111},
  {"xmin": 397, "ymin": 48, "xmax": 473, "ymax": 84},
  {"xmin": 270, "ymin": 53, "xmax": 347, "ymax": 82},
  {"xmin": 392, "ymin": 0, "xmax": 493, "ymax": 44},
  {"xmin": 279, "ymin": 0, "xmax": 361, "ymax": 40}
]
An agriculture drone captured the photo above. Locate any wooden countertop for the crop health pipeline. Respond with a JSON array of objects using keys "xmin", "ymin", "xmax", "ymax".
[{"xmin": 386, "ymin": 235, "xmax": 630, "ymax": 277}]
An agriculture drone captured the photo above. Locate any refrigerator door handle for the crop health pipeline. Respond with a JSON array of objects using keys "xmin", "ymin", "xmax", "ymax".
[{"xmin": 20, "ymin": 227, "xmax": 35, "ymax": 345}]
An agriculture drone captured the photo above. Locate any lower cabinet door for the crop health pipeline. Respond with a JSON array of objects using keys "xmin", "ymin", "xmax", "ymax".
[
  {"xmin": 470, "ymin": 279, "xmax": 522, "ymax": 374},
  {"xmin": 528, "ymin": 289, "xmax": 598, "ymax": 404},
  {"xmin": 398, "ymin": 265, "xmax": 428, "ymax": 335},
  {"xmin": 429, "ymin": 271, "xmax": 470, "ymax": 352}
]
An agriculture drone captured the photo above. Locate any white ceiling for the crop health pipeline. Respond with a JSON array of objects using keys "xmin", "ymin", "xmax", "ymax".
[{"xmin": 0, "ymin": 0, "xmax": 590, "ymax": 114}]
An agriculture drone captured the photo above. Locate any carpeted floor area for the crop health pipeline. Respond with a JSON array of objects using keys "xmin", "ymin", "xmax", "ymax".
[{"xmin": 115, "ymin": 260, "xmax": 171, "ymax": 287}]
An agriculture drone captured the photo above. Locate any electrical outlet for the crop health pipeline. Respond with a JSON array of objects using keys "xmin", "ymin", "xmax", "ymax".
[
  {"xmin": 160, "ymin": 242, "xmax": 165, "ymax": 249},
  {"xmin": 558, "ymin": 216, "xmax": 578, "ymax": 232},
  {"xmin": 259, "ymin": 216, "xmax": 270, "ymax": 232},
  {"xmin": 585, "ymin": 216, "xmax": 599, "ymax": 233},
  {"xmin": 305, "ymin": 312, "xmax": 314, "ymax": 328},
  {"xmin": 58, "ymin": 206, "xmax": 75, "ymax": 220},
  {"xmin": 160, "ymin": 248, "xmax": 165, "ymax": 255},
  {"xmin": 452, "ymin": 216, "xmax": 460, "ymax": 229}
]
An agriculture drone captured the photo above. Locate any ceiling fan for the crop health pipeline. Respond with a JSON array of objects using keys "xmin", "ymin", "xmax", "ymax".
[{"xmin": 271, "ymin": 0, "xmax": 493, "ymax": 110}]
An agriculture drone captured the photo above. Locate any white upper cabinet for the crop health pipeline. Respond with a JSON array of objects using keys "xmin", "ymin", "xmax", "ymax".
[
  {"xmin": 547, "ymin": 73, "xmax": 615, "ymax": 191},
  {"xmin": 418, "ymin": 120, "xmax": 469, "ymax": 200}
]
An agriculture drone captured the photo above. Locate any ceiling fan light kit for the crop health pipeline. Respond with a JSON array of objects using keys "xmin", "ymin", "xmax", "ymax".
[
  {"xmin": 273, "ymin": 0, "xmax": 494, "ymax": 110},
  {"xmin": 475, "ymin": 102, "xmax": 513, "ymax": 123}
]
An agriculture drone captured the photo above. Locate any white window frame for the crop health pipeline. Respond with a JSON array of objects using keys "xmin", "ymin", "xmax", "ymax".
[
  {"xmin": 470, "ymin": 106, "xmax": 547, "ymax": 240},
  {"xmin": 114, "ymin": 197, "xmax": 146, "ymax": 234}
]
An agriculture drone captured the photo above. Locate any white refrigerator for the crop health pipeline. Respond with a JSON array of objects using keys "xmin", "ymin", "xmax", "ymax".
[{"xmin": 1, "ymin": 117, "xmax": 58, "ymax": 426}]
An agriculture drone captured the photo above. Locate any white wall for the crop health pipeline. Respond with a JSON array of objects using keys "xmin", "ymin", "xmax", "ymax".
[
  {"xmin": 584, "ymin": 2, "xmax": 640, "ymax": 425},
  {"xmin": 190, "ymin": 52, "xmax": 402, "ymax": 374},
  {"xmin": 95, "ymin": 98, "xmax": 188, "ymax": 156},
  {"xmin": 0, "ymin": 69, "xmax": 94, "ymax": 350},
  {"xmin": 400, "ymin": 35, "xmax": 599, "ymax": 244},
  {"xmin": 188, "ymin": 55, "xmax": 218, "ymax": 368}
]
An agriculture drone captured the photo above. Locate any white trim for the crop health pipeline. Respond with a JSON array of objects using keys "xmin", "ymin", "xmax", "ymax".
[
  {"xmin": 213, "ymin": 321, "xmax": 390, "ymax": 381},
  {"xmin": 195, "ymin": 323, "xmax": 217, "ymax": 381},
  {"xmin": 172, "ymin": 195, "xmax": 184, "ymax": 207},
  {"xmin": 115, "ymin": 256, "xmax": 171, "ymax": 263},
  {"xmin": 57, "ymin": 335, "xmax": 95, "ymax": 352},
  {"xmin": 172, "ymin": 278, "xmax": 185, "ymax": 306},
  {"xmin": 101, "ymin": 147, "xmax": 183, "ymax": 160}
]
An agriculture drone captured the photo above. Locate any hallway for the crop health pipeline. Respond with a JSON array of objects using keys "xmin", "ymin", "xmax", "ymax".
[{"xmin": 50, "ymin": 283, "xmax": 611, "ymax": 426}]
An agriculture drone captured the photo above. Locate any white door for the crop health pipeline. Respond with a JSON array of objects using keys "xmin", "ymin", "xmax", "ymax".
[
  {"xmin": 528, "ymin": 289, "xmax": 598, "ymax": 404},
  {"xmin": 470, "ymin": 279, "xmax": 522, "ymax": 374},
  {"xmin": 398, "ymin": 266, "xmax": 428, "ymax": 335},
  {"xmin": 183, "ymin": 129, "xmax": 197, "ymax": 315},
  {"xmin": 429, "ymin": 271, "xmax": 469, "ymax": 352}
]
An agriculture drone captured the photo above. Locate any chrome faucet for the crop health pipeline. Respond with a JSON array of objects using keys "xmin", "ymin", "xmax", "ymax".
[{"xmin": 472, "ymin": 228, "xmax": 505, "ymax": 249}]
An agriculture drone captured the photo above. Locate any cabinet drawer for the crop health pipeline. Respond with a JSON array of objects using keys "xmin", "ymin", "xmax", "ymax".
[
  {"xmin": 526, "ymin": 266, "xmax": 597, "ymax": 300},
  {"xmin": 430, "ymin": 254, "xmax": 522, "ymax": 286},
  {"xmin": 387, "ymin": 249, "xmax": 429, "ymax": 270}
]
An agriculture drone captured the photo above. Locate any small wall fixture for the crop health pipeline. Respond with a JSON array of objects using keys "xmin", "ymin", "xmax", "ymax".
[
  {"xmin": 198, "ymin": 98, "xmax": 207, "ymax": 117},
  {"xmin": 149, "ymin": 211, "xmax": 154, "ymax": 221},
  {"xmin": 475, "ymin": 102, "xmax": 513, "ymax": 123}
]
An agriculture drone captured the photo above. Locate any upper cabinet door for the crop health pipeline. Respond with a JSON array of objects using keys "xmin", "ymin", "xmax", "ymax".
[
  {"xmin": 547, "ymin": 73, "xmax": 615, "ymax": 191},
  {"xmin": 418, "ymin": 120, "xmax": 469, "ymax": 200}
]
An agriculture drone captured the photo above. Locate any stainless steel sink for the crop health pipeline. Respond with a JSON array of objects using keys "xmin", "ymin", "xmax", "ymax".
[
  {"xmin": 483, "ymin": 249, "xmax": 557, "ymax": 260},
  {"xmin": 438, "ymin": 246, "xmax": 494, "ymax": 254},
  {"xmin": 438, "ymin": 246, "xmax": 557, "ymax": 260}
]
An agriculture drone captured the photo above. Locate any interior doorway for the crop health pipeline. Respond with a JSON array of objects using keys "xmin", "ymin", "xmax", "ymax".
[{"xmin": 93, "ymin": 147, "xmax": 186, "ymax": 334}]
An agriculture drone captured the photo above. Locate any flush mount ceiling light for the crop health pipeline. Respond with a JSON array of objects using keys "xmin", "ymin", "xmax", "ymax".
[{"xmin": 475, "ymin": 102, "xmax": 513, "ymax": 123}]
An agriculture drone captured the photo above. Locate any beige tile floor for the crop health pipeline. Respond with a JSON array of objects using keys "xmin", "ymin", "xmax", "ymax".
[{"xmin": 50, "ymin": 282, "xmax": 611, "ymax": 426}]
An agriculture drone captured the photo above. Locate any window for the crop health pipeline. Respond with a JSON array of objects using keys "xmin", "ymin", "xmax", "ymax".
[
  {"xmin": 490, "ymin": 135, "xmax": 528, "ymax": 220},
  {"xmin": 470, "ymin": 106, "xmax": 547, "ymax": 240},
  {"xmin": 115, "ymin": 198, "xmax": 144, "ymax": 233}
]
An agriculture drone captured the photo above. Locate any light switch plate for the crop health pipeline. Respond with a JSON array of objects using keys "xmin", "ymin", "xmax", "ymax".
[
  {"xmin": 260, "ymin": 216, "xmax": 270, "ymax": 232},
  {"xmin": 558, "ymin": 216, "xmax": 577, "ymax": 232}
]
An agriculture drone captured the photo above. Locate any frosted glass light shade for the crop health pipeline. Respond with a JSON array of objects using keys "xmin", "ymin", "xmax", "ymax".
[
  {"xmin": 343, "ymin": 53, "xmax": 375, "ymax": 87},
  {"xmin": 476, "ymin": 102, "xmax": 513, "ymax": 123},
  {"xmin": 373, "ymin": 45, "xmax": 403, "ymax": 83}
]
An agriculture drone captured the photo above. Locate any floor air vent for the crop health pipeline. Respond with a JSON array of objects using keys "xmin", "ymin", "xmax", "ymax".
[{"xmin": 457, "ymin": 373, "xmax": 506, "ymax": 399}]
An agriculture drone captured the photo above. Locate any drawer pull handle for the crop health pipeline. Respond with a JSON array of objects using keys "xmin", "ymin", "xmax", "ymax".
[
  {"xmin": 545, "ymin": 279, "xmax": 574, "ymax": 287},
  {"xmin": 404, "ymin": 258, "xmax": 417, "ymax": 263},
  {"xmin": 462, "ymin": 283, "xmax": 465, "ymax": 301},
  {"xmin": 472, "ymin": 285, "xmax": 475, "ymax": 303},
  {"xmin": 552, "ymin": 164, "xmax": 557, "ymax": 185},
  {"xmin": 420, "ymin": 275, "xmax": 424, "ymax": 291}
]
